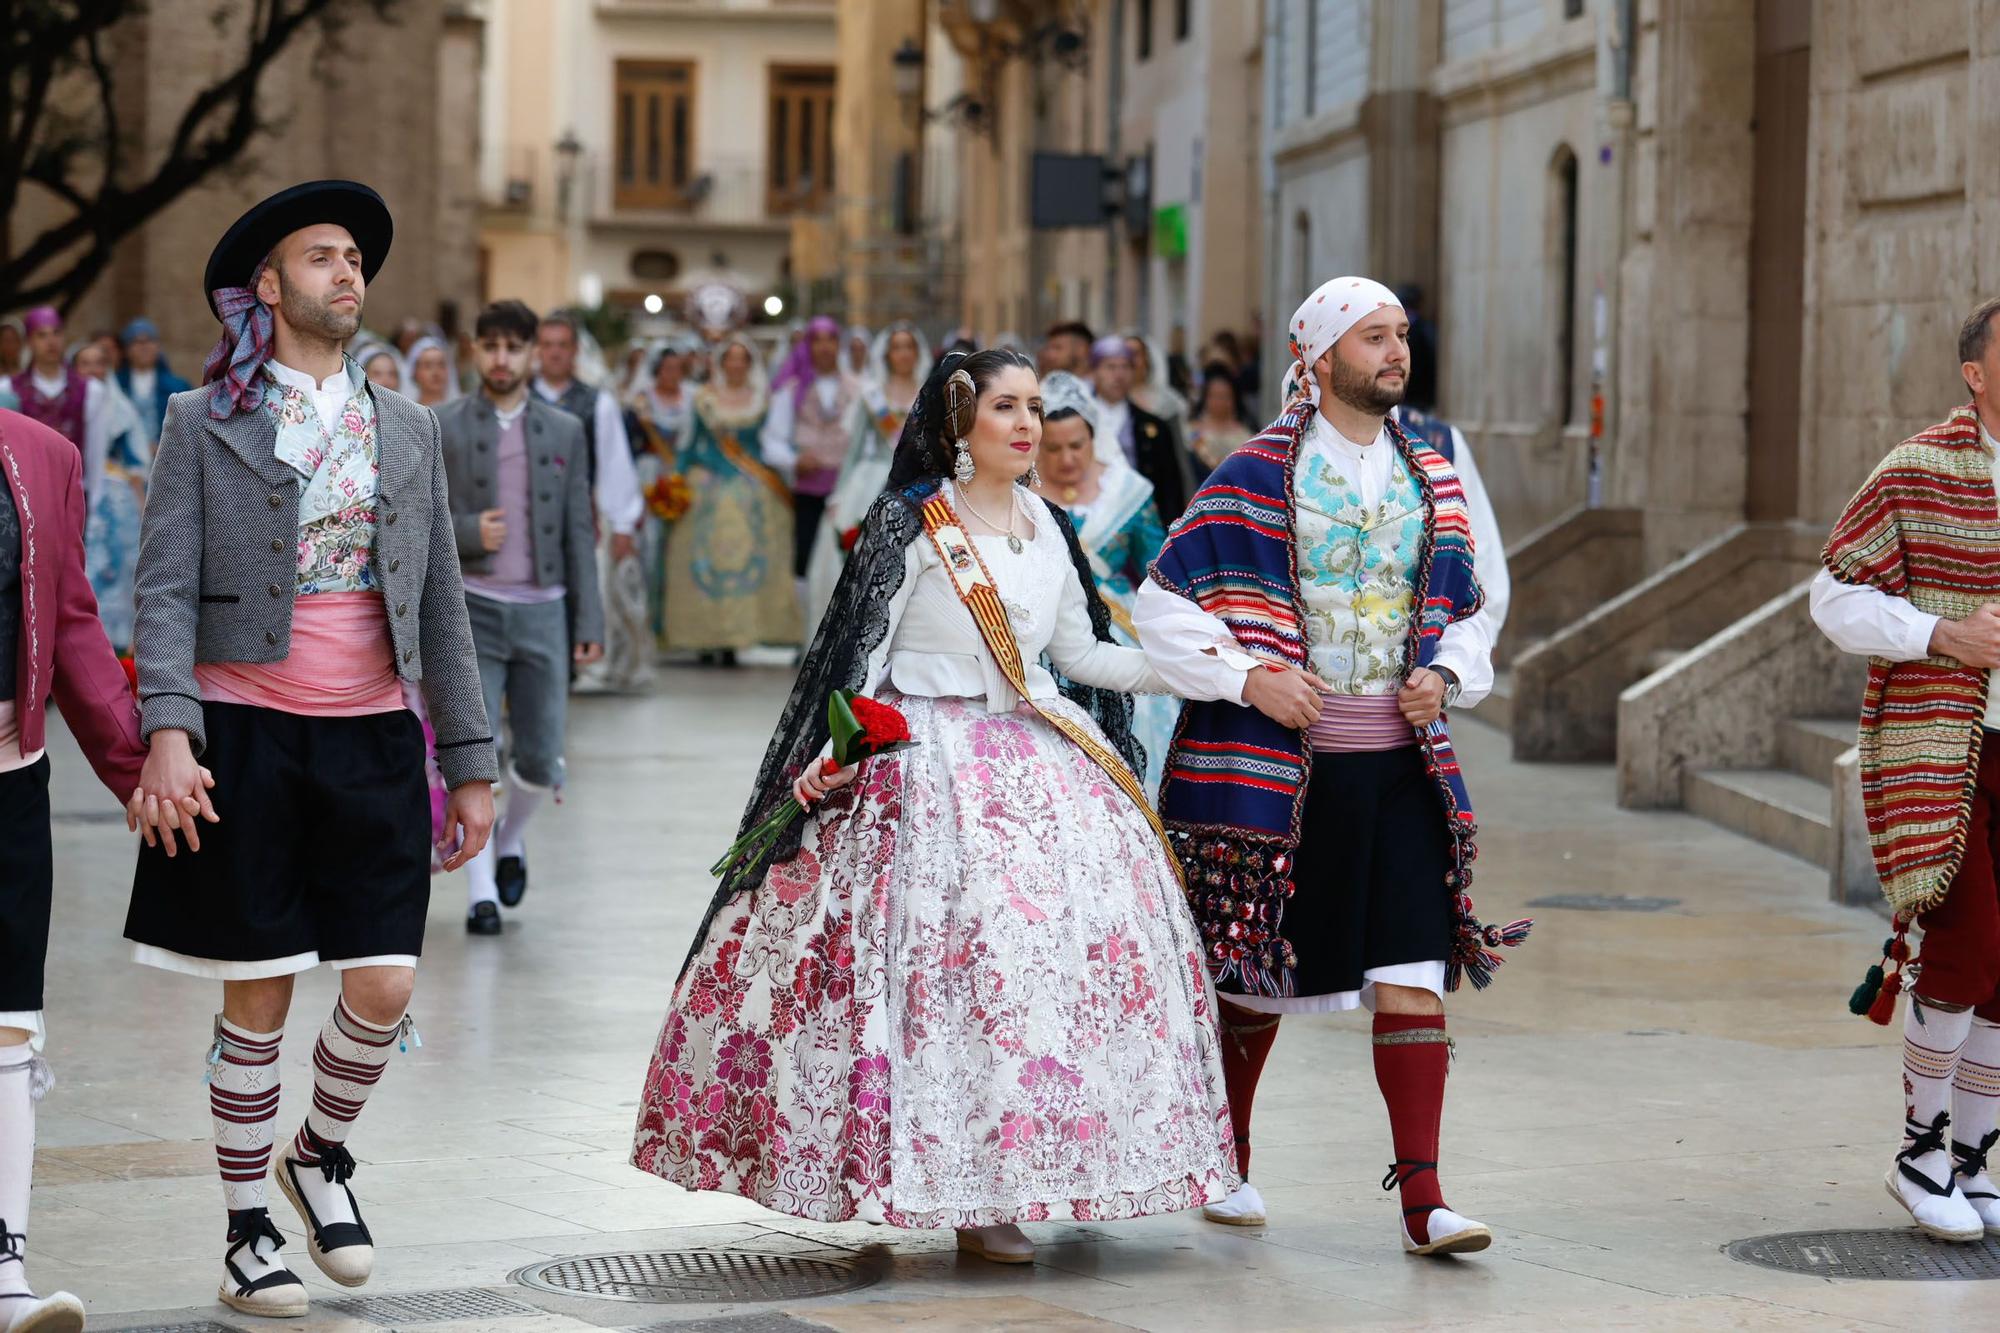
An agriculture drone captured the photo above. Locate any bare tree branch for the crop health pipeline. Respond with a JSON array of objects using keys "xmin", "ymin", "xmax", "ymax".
[{"xmin": 2, "ymin": 0, "xmax": 399, "ymax": 312}]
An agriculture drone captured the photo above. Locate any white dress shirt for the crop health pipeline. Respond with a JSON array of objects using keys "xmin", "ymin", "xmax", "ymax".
[
  {"xmin": 533, "ymin": 377, "xmax": 643, "ymax": 535},
  {"xmin": 1810, "ymin": 424, "xmax": 2000, "ymax": 728},
  {"xmin": 266, "ymin": 358, "xmax": 351, "ymax": 433},
  {"xmin": 763, "ymin": 374, "xmax": 846, "ymax": 477},
  {"xmin": 31, "ymin": 371, "xmax": 110, "ymax": 504}
]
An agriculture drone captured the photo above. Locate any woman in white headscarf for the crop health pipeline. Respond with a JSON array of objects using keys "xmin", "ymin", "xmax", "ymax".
[
  {"xmin": 402, "ymin": 334, "xmax": 460, "ymax": 407},
  {"xmin": 841, "ymin": 324, "xmax": 872, "ymax": 380},
  {"xmin": 353, "ymin": 341, "xmax": 404, "ymax": 393},
  {"xmin": 1126, "ymin": 333, "xmax": 1189, "ymax": 427},
  {"xmin": 630, "ymin": 336, "xmax": 699, "ymax": 644},
  {"xmin": 69, "ymin": 341, "xmax": 150, "ymax": 651},
  {"xmin": 663, "ymin": 335, "xmax": 801, "ymax": 662},
  {"xmin": 800, "ymin": 321, "xmax": 932, "ymax": 640}
]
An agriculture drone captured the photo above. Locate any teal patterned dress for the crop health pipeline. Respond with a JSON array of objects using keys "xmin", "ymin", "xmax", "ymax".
[{"xmin": 1068, "ymin": 465, "xmax": 1173, "ymax": 797}]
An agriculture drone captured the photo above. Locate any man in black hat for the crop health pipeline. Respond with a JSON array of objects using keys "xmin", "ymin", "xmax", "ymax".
[{"xmin": 125, "ymin": 179, "xmax": 497, "ymax": 1316}]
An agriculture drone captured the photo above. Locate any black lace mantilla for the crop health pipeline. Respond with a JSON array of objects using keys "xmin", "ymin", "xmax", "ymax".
[{"xmin": 677, "ymin": 483, "xmax": 1144, "ymax": 982}]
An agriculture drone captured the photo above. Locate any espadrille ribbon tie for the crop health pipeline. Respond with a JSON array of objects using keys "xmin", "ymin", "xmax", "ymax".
[
  {"xmin": 1897, "ymin": 1112, "xmax": 1955, "ymax": 1196},
  {"xmin": 313, "ymin": 1142, "xmax": 359, "ymax": 1186},
  {"xmin": 0, "ymin": 1220, "xmax": 23, "ymax": 1263},
  {"xmin": 1955, "ymin": 1128, "xmax": 2000, "ymax": 1184}
]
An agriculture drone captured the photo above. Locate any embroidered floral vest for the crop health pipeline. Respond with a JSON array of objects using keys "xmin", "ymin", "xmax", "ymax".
[
  {"xmin": 263, "ymin": 363, "xmax": 382, "ymax": 594},
  {"xmin": 1294, "ymin": 433, "xmax": 1424, "ymax": 696}
]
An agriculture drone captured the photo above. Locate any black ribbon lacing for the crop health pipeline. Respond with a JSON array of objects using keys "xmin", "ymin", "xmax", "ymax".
[
  {"xmin": 1382, "ymin": 1160, "xmax": 1440, "ymax": 1217},
  {"xmin": 1955, "ymin": 1127, "xmax": 2000, "ymax": 1197},
  {"xmin": 0, "ymin": 1220, "xmax": 24, "ymax": 1264},
  {"xmin": 313, "ymin": 1141, "xmax": 359, "ymax": 1187},
  {"xmin": 1897, "ymin": 1111, "xmax": 1955, "ymax": 1196},
  {"xmin": 226, "ymin": 1206, "xmax": 287, "ymax": 1251}
]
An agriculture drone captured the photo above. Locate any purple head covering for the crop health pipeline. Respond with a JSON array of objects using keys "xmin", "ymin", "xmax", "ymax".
[
  {"xmin": 21, "ymin": 306, "xmax": 61, "ymax": 335},
  {"xmin": 1089, "ymin": 334, "xmax": 1132, "ymax": 367},
  {"xmin": 202, "ymin": 263, "xmax": 276, "ymax": 419},
  {"xmin": 771, "ymin": 315, "xmax": 842, "ymax": 413}
]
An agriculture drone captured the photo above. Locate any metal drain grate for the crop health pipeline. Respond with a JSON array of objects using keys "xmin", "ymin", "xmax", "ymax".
[
  {"xmin": 322, "ymin": 1287, "xmax": 543, "ymax": 1324},
  {"xmin": 53, "ymin": 810, "xmax": 131, "ymax": 825},
  {"xmin": 1526, "ymin": 893, "xmax": 1680, "ymax": 912},
  {"xmin": 1728, "ymin": 1229, "xmax": 2000, "ymax": 1280},
  {"xmin": 512, "ymin": 1249, "xmax": 876, "ymax": 1304},
  {"xmin": 110, "ymin": 1324, "xmax": 245, "ymax": 1333}
]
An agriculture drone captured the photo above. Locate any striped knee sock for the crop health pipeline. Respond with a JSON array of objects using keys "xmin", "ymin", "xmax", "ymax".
[
  {"xmin": 1954, "ymin": 1016, "xmax": 2000, "ymax": 1154},
  {"xmin": 209, "ymin": 1018, "xmax": 282, "ymax": 1215},
  {"xmin": 290, "ymin": 998, "xmax": 399, "ymax": 1163}
]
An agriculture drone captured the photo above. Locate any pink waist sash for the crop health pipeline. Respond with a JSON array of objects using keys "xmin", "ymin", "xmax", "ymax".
[
  {"xmin": 1307, "ymin": 692, "xmax": 1416, "ymax": 753},
  {"xmin": 196, "ymin": 591, "xmax": 403, "ymax": 717}
]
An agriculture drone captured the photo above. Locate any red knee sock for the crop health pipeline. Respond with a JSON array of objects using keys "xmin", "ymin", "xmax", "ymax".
[
  {"xmin": 1218, "ymin": 1001, "xmax": 1280, "ymax": 1179},
  {"xmin": 1373, "ymin": 1011, "xmax": 1450, "ymax": 1244}
]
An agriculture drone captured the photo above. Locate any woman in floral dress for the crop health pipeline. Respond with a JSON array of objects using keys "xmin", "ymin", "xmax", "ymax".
[
  {"xmin": 633, "ymin": 350, "xmax": 1236, "ymax": 1263},
  {"xmin": 802, "ymin": 322, "xmax": 932, "ymax": 641},
  {"xmin": 661, "ymin": 337, "xmax": 800, "ymax": 662}
]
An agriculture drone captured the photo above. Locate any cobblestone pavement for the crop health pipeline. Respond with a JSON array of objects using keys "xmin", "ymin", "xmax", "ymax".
[{"xmin": 25, "ymin": 669, "xmax": 1979, "ymax": 1329}]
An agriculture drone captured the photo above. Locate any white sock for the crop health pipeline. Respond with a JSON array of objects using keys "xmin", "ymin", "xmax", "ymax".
[
  {"xmin": 466, "ymin": 841, "xmax": 499, "ymax": 909},
  {"xmin": 1955, "ymin": 1017, "xmax": 2000, "ymax": 1162},
  {"xmin": 1902, "ymin": 999, "xmax": 1975, "ymax": 1183},
  {"xmin": 494, "ymin": 773, "xmax": 548, "ymax": 861},
  {"xmin": 0, "ymin": 1043, "xmax": 34, "ymax": 1297}
]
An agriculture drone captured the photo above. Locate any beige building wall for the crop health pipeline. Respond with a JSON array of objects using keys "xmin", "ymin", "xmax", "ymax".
[
  {"xmin": 1434, "ymin": 3, "xmax": 1598, "ymax": 538},
  {"xmin": 833, "ymin": 0, "xmax": 927, "ymax": 328},
  {"xmin": 1795, "ymin": 1, "xmax": 2000, "ymax": 527},
  {"xmin": 14, "ymin": 1, "xmax": 478, "ymax": 377}
]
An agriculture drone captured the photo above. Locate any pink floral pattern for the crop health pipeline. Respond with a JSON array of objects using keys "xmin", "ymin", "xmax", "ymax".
[
  {"xmin": 632, "ymin": 692, "xmax": 1238, "ymax": 1227},
  {"xmin": 264, "ymin": 365, "xmax": 382, "ymax": 594}
]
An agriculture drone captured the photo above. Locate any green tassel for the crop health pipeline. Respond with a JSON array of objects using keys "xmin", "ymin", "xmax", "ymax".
[{"xmin": 1849, "ymin": 963, "xmax": 1885, "ymax": 1016}]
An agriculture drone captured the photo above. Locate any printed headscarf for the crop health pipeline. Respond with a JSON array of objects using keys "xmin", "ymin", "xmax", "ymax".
[
  {"xmin": 201, "ymin": 267, "xmax": 277, "ymax": 419},
  {"xmin": 770, "ymin": 314, "xmax": 842, "ymax": 414},
  {"xmin": 1281, "ymin": 275, "xmax": 1402, "ymax": 406}
]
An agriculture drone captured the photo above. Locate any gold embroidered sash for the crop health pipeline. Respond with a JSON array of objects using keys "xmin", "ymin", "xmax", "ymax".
[{"xmin": 918, "ymin": 493, "xmax": 1180, "ymax": 881}]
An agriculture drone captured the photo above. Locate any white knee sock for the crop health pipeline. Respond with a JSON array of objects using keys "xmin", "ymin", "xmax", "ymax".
[
  {"xmin": 1955, "ymin": 1017, "xmax": 2000, "ymax": 1151},
  {"xmin": 1903, "ymin": 1000, "xmax": 1976, "ymax": 1177},
  {"xmin": 0, "ymin": 1043, "xmax": 35, "ymax": 1297},
  {"xmin": 494, "ymin": 773, "xmax": 548, "ymax": 861},
  {"xmin": 466, "ymin": 841, "xmax": 499, "ymax": 909}
]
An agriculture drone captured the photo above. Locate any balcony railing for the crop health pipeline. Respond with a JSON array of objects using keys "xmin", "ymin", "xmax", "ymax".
[{"xmin": 600, "ymin": 155, "xmax": 829, "ymax": 227}]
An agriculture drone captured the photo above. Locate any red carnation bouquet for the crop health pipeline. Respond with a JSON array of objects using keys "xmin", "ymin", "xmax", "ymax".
[{"xmin": 710, "ymin": 689, "xmax": 916, "ymax": 891}]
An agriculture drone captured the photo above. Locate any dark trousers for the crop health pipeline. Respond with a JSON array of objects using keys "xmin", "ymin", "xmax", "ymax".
[
  {"xmin": 0, "ymin": 758, "xmax": 54, "ymax": 1012},
  {"xmin": 792, "ymin": 493, "xmax": 826, "ymax": 578}
]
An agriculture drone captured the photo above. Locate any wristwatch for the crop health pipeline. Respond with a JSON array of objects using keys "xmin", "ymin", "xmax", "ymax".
[{"xmin": 1433, "ymin": 666, "xmax": 1462, "ymax": 709}]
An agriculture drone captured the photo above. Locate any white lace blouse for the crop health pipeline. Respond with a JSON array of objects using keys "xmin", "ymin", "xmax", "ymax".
[{"xmin": 859, "ymin": 483, "xmax": 1170, "ymax": 712}]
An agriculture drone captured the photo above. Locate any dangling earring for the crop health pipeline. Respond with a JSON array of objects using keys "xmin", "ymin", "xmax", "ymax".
[
  {"xmin": 953, "ymin": 437, "xmax": 976, "ymax": 485},
  {"xmin": 1024, "ymin": 462, "xmax": 1041, "ymax": 489}
]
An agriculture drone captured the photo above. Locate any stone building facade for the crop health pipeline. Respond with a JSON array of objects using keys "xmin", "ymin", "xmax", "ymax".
[
  {"xmin": 8, "ymin": 0, "xmax": 481, "ymax": 377},
  {"xmin": 477, "ymin": 0, "xmax": 838, "ymax": 327}
]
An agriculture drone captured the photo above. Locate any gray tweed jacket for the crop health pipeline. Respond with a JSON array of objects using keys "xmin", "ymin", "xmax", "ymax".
[
  {"xmin": 435, "ymin": 393, "xmax": 605, "ymax": 647},
  {"xmin": 132, "ymin": 377, "xmax": 498, "ymax": 788}
]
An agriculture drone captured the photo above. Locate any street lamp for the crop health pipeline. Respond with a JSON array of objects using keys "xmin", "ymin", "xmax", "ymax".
[
  {"xmin": 764, "ymin": 295, "xmax": 785, "ymax": 318},
  {"xmin": 554, "ymin": 129, "xmax": 583, "ymax": 219},
  {"xmin": 892, "ymin": 38, "xmax": 924, "ymax": 103}
]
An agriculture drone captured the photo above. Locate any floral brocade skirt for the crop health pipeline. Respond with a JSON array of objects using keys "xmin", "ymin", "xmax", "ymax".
[{"xmin": 631, "ymin": 692, "xmax": 1239, "ymax": 1227}]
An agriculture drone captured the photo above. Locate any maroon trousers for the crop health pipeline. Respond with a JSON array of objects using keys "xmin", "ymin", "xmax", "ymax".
[{"xmin": 1917, "ymin": 742, "xmax": 2000, "ymax": 1021}]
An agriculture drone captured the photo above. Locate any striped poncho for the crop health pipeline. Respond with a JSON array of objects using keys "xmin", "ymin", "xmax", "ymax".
[
  {"xmin": 1823, "ymin": 405, "xmax": 2000, "ymax": 914},
  {"xmin": 1151, "ymin": 402, "xmax": 1516, "ymax": 997}
]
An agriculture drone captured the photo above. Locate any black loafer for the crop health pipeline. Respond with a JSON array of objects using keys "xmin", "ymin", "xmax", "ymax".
[
  {"xmin": 496, "ymin": 855, "xmax": 528, "ymax": 907},
  {"xmin": 466, "ymin": 901, "xmax": 503, "ymax": 935}
]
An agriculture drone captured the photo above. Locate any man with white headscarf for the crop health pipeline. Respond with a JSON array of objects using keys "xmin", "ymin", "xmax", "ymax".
[
  {"xmin": 1134, "ymin": 276, "xmax": 1529, "ymax": 1253},
  {"xmin": 1089, "ymin": 335, "xmax": 1194, "ymax": 523}
]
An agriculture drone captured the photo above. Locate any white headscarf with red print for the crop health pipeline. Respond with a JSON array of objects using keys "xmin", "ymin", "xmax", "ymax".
[{"xmin": 1281, "ymin": 275, "xmax": 1402, "ymax": 407}]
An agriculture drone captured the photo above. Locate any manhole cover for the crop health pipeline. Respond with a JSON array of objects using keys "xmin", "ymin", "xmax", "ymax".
[
  {"xmin": 1526, "ymin": 893, "xmax": 1679, "ymax": 912},
  {"xmin": 1728, "ymin": 1229, "xmax": 2000, "ymax": 1279},
  {"xmin": 322, "ymin": 1286, "xmax": 541, "ymax": 1324},
  {"xmin": 512, "ymin": 1249, "xmax": 876, "ymax": 1304},
  {"xmin": 111, "ymin": 1324, "xmax": 245, "ymax": 1333},
  {"xmin": 52, "ymin": 810, "xmax": 129, "ymax": 825}
]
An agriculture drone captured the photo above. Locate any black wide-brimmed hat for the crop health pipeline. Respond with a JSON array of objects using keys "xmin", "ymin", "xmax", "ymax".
[{"xmin": 202, "ymin": 179, "xmax": 393, "ymax": 319}]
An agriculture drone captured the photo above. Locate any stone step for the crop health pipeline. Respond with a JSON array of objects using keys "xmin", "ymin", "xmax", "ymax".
[
  {"xmin": 1641, "ymin": 646, "xmax": 1687, "ymax": 678},
  {"xmin": 1466, "ymin": 668, "xmax": 1513, "ymax": 732},
  {"xmin": 1778, "ymin": 716, "xmax": 1855, "ymax": 782},
  {"xmin": 1682, "ymin": 767, "xmax": 1834, "ymax": 870}
]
